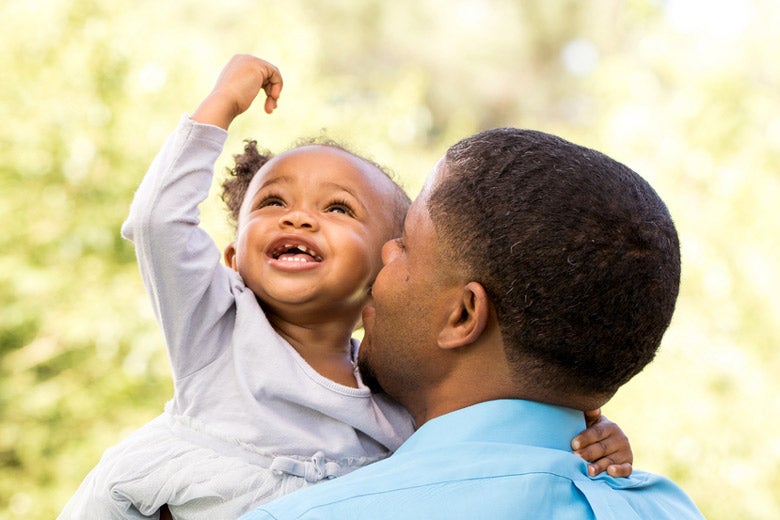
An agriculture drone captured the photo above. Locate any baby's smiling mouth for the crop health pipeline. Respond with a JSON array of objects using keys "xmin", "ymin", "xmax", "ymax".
[{"xmin": 270, "ymin": 243, "xmax": 323, "ymax": 263}]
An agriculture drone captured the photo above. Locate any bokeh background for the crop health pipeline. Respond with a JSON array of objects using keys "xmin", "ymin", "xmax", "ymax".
[{"xmin": 2, "ymin": 0, "xmax": 778, "ymax": 518}]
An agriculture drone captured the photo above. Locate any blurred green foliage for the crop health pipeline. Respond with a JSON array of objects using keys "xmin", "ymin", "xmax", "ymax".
[{"xmin": 1, "ymin": 0, "xmax": 778, "ymax": 518}]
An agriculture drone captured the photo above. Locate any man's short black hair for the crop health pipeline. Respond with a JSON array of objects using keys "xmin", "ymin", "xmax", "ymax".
[{"xmin": 428, "ymin": 128, "xmax": 681, "ymax": 400}]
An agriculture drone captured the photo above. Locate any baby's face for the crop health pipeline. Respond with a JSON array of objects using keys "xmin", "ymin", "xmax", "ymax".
[{"xmin": 224, "ymin": 145, "xmax": 399, "ymax": 323}]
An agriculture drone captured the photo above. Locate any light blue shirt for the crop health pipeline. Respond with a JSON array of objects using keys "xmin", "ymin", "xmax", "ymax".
[{"xmin": 239, "ymin": 399, "xmax": 704, "ymax": 519}]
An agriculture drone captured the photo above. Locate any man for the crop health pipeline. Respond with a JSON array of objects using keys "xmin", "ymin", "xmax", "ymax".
[{"xmin": 239, "ymin": 128, "xmax": 704, "ymax": 519}]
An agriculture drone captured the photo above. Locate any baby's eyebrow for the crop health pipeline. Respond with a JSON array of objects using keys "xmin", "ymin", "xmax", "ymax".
[
  {"xmin": 322, "ymin": 182, "xmax": 368, "ymax": 213},
  {"xmin": 247, "ymin": 176, "xmax": 290, "ymax": 205},
  {"xmin": 256, "ymin": 176, "xmax": 290, "ymax": 191},
  {"xmin": 322, "ymin": 181, "xmax": 356, "ymax": 197},
  {"xmin": 243, "ymin": 178, "xmax": 285, "ymax": 213}
]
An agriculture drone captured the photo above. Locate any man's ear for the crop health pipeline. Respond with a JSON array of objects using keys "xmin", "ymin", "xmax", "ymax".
[
  {"xmin": 223, "ymin": 242, "xmax": 238, "ymax": 270},
  {"xmin": 437, "ymin": 281, "xmax": 490, "ymax": 350}
]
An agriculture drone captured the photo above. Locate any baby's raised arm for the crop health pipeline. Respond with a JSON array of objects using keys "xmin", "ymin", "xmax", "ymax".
[
  {"xmin": 120, "ymin": 55, "xmax": 281, "ymax": 379},
  {"xmin": 192, "ymin": 54, "xmax": 283, "ymax": 130}
]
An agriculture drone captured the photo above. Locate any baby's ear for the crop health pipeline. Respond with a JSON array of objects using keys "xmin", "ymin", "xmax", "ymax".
[{"xmin": 223, "ymin": 242, "xmax": 238, "ymax": 270}]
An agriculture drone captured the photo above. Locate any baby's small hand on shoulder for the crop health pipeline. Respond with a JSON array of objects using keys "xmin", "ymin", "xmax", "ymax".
[{"xmin": 572, "ymin": 409, "xmax": 633, "ymax": 478}]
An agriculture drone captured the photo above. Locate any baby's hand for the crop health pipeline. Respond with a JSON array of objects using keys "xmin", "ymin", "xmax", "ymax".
[
  {"xmin": 571, "ymin": 409, "xmax": 633, "ymax": 478},
  {"xmin": 192, "ymin": 54, "xmax": 283, "ymax": 129}
]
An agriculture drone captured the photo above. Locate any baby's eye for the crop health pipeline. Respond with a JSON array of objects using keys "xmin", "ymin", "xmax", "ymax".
[
  {"xmin": 257, "ymin": 196, "xmax": 285, "ymax": 209},
  {"xmin": 326, "ymin": 201, "xmax": 355, "ymax": 217}
]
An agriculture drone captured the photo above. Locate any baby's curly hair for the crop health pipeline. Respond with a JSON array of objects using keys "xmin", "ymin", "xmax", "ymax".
[
  {"xmin": 221, "ymin": 138, "xmax": 410, "ymax": 235},
  {"xmin": 221, "ymin": 140, "xmax": 273, "ymax": 228}
]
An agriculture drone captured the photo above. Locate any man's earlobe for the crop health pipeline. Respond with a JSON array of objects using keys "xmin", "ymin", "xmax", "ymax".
[
  {"xmin": 437, "ymin": 282, "xmax": 490, "ymax": 349},
  {"xmin": 224, "ymin": 243, "xmax": 238, "ymax": 270}
]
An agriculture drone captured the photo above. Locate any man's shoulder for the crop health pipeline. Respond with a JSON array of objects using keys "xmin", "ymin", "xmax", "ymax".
[
  {"xmin": 583, "ymin": 469, "xmax": 705, "ymax": 519},
  {"xmin": 241, "ymin": 445, "xmax": 703, "ymax": 520}
]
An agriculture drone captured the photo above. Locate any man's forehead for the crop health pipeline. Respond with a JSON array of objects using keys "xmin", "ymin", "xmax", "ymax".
[
  {"xmin": 405, "ymin": 156, "xmax": 446, "ymax": 232},
  {"xmin": 419, "ymin": 155, "xmax": 447, "ymax": 198},
  {"xmin": 403, "ymin": 194, "xmax": 432, "ymax": 241}
]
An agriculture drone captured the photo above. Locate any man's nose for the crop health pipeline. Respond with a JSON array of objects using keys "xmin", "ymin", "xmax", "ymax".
[{"xmin": 279, "ymin": 209, "xmax": 319, "ymax": 230}]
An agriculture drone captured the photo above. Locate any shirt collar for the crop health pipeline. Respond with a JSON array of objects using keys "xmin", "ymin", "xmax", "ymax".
[{"xmin": 396, "ymin": 399, "xmax": 587, "ymax": 454}]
